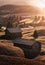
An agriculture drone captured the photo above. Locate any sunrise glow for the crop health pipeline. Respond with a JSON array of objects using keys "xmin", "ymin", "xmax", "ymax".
[
  {"xmin": 0, "ymin": 0, "xmax": 45, "ymax": 9},
  {"xmin": 26, "ymin": 0, "xmax": 45, "ymax": 8}
]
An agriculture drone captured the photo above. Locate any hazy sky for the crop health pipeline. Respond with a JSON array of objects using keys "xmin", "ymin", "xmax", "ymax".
[{"xmin": 0, "ymin": 0, "xmax": 45, "ymax": 8}]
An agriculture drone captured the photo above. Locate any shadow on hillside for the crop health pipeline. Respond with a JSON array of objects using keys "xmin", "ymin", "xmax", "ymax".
[
  {"xmin": 40, "ymin": 52, "xmax": 45, "ymax": 55},
  {"xmin": 0, "ymin": 55, "xmax": 45, "ymax": 65}
]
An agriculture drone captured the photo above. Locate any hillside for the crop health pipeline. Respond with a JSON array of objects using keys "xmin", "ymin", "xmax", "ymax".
[
  {"xmin": 0, "ymin": 5, "xmax": 45, "ymax": 27},
  {"xmin": 0, "ymin": 55, "xmax": 45, "ymax": 65}
]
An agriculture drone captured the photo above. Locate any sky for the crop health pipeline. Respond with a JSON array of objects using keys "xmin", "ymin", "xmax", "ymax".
[{"xmin": 0, "ymin": 0, "xmax": 45, "ymax": 8}]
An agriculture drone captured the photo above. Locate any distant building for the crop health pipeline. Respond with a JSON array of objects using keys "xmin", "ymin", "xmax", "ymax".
[{"xmin": 5, "ymin": 28, "xmax": 22, "ymax": 39}]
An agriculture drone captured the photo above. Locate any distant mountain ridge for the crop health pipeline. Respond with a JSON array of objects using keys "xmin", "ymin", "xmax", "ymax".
[{"xmin": 0, "ymin": 4, "xmax": 41, "ymax": 15}]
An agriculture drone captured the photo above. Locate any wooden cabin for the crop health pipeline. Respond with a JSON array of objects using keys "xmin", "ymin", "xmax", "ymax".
[{"xmin": 5, "ymin": 28, "xmax": 22, "ymax": 39}]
